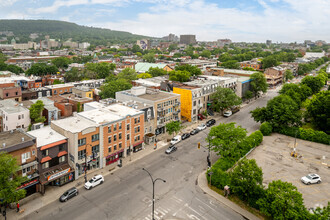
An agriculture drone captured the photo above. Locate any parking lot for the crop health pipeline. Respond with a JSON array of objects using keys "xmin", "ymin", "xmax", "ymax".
[{"xmin": 247, "ymin": 133, "xmax": 330, "ymax": 209}]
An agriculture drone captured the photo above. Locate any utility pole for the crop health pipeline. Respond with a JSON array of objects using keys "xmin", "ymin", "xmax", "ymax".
[{"xmin": 142, "ymin": 168, "xmax": 166, "ymax": 220}]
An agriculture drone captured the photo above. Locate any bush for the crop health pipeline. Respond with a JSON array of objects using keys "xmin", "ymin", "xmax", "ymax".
[
  {"xmin": 279, "ymin": 127, "xmax": 330, "ymax": 145},
  {"xmin": 260, "ymin": 122, "xmax": 272, "ymax": 136},
  {"xmin": 208, "ymin": 168, "xmax": 231, "ymax": 189}
]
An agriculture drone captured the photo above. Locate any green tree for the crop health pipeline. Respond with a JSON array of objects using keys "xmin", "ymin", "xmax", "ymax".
[
  {"xmin": 301, "ymin": 75, "xmax": 324, "ymax": 94},
  {"xmin": 175, "ymin": 64, "xmax": 202, "ymax": 76},
  {"xmin": 262, "ymin": 56, "xmax": 280, "ymax": 69},
  {"xmin": 251, "ymin": 95, "xmax": 302, "ymax": 130},
  {"xmin": 210, "ymin": 87, "xmax": 242, "ymax": 112},
  {"xmin": 72, "ymin": 56, "xmax": 93, "ymax": 64},
  {"xmin": 299, "ymin": 84, "xmax": 313, "ymax": 100},
  {"xmin": 168, "ymin": 44, "xmax": 178, "ymax": 52},
  {"xmin": 208, "ymin": 122, "xmax": 247, "ymax": 158},
  {"xmin": 117, "ymin": 68, "xmax": 137, "ymax": 82},
  {"xmin": 200, "ymin": 50, "xmax": 211, "ymax": 58},
  {"xmin": 132, "ymin": 44, "xmax": 142, "ymax": 53},
  {"xmin": 53, "ymin": 79, "xmax": 63, "ymax": 85},
  {"xmin": 51, "ymin": 56, "xmax": 72, "ymax": 69},
  {"xmin": 0, "ymin": 52, "xmax": 7, "ymax": 62},
  {"xmin": 165, "ymin": 121, "xmax": 182, "ymax": 137},
  {"xmin": 136, "ymin": 52, "xmax": 142, "ymax": 57},
  {"xmin": 244, "ymin": 90, "xmax": 253, "ymax": 102},
  {"xmin": 143, "ymin": 53, "xmax": 156, "ymax": 63},
  {"xmin": 85, "ymin": 62, "xmax": 116, "ymax": 79},
  {"xmin": 230, "ymin": 159, "xmax": 264, "ymax": 208},
  {"xmin": 137, "ymin": 72, "xmax": 152, "ymax": 79},
  {"xmin": 148, "ymin": 67, "xmax": 168, "ymax": 77},
  {"xmin": 284, "ymin": 69, "xmax": 294, "ymax": 82},
  {"xmin": 306, "ymin": 90, "xmax": 330, "ymax": 133},
  {"xmin": 260, "ymin": 122, "xmax": 273, "ymax": 136},
  {"xmin": 257, "ymin": 180, "xmax": 309, "ymax": 219},
  {"xmin": 242, "ymin": 67, "xmax": 255, "ymax": 71},
  {"xmin": 169, "ymin": 70, "xmax": 191, "ymax": 82},
  {"xmin": 220, "ymin": 60, "xmax": 240, "ymax": 69},
  {"xmin": 29, "ymin": 100, "xmax": 46, "ymax": 123},
  {"xmin": 26, "ymin": 63, "xmax": 59, "ymax": 76},
  {"xmin": 99, "ymin": 78, "xmax": 132, "ymax": 99},
  {"xmin": 64, "ymin": 67, "xmax": 84, "ymax": 82},
  {"xmin": 6, "ymin": 64, "xmax": 24, "ymax": 74},
  {"xmin": 0, "ymin": 152, "xmax": 27, "ymax": 205},
  {"xmin": 250, "ymin": 72, "xmax": 268, "ymax": 98}
]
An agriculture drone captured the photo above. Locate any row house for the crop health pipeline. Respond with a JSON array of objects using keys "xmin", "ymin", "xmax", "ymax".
[
  {"xmin": 0, "ymin": 129, "xmax": 39, "ymax": 197},
  {"xmin": 0, "ymin": 99, "xmax": 30, "ymax": 132},
  {"xmin": 264, "ymin": 66, "xmax": 286, "ymax": 88},
  {"xmin": 240, "ymin": 60, "xmax": 262, "ymax": 70},
  {"xmin": 28, "ymin": 126, "xmax": 74, "ymax": 194},
  {"xmin": 44, "ymin": 83, "xmax": 74, "ymax": 96},
  {"xmin": 116, "ymin": 87, "xmax": 180, "ymax": 135},
  {"xmin": 0, "ymin": 86, "xmax": 22, "ymax": 102}
]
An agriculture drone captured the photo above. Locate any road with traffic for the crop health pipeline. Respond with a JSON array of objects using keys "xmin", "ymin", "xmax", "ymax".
[{"xmin": 23, "ymin": 89, "xmax": 278, "ymax": 220}]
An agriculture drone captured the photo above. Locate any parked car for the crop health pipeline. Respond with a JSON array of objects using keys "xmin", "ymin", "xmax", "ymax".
[
  {"xmin": 181, "ymin": 133, "xmax": 190, "ymax": 140},
  {"xmin": 85, "ymin": 174, "xmax": 104, "ymax": 190},
  {"xmin": 165, "ymin": 145, "xmax": 177, "ymax": 154},
  {"xmin": 231, "ymin": 106, "xmax": 240, "ymax": 114},
  {"xmin": 206, "ymin": 119, "xmax": 216, "ymax": 127},
  {"xmin": 197, "ymin": 123, "xmax": 207, "ymax": 131},
  {"xmin": 170, "ymin": 135, "xmax": 182, "ymax": 145},
  {"xmin": 59, "ymin": 187, "xmax": 78, "ymax": 202},
  {"xmin": 301, "ymin": 174, "xmax": 322, "ymax": 185},
  {"xmin": 190, "ymin": 129, "xmax": 199, "ymax": 135},
  {"xmin": 197, "ymin": 114, "xmax": 205, "ymax": 120},
  {"xmin": 223, "ymin": 110, "xmax": 232, "ymax": 117}
]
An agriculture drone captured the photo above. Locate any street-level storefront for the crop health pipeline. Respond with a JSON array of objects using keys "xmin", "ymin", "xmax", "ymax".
[
  {"xmin": 77, "ymin": 156, "xmax": 100, "ymax": 177},
  {"xmin": 155, "ymin": 126, "xmax": 165, "ymax": 135},
  {"xmin": 133, "ymin": 141, "xmax": 144, "ymax": 152},
  {"xmin": 17, "ymin": 177, "xmax": 39, "ymax": 197},
  {"xmin": 106, "ymin": 150, "xmax": 124, "ymax": 166},
  {"xmin": 39, "ymin": 164, "xmax": 74, "ymax": 194}
]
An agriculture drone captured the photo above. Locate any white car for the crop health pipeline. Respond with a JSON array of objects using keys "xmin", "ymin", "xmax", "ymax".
[
  {"xmin": 85, "ymin": 174, "xmax": 104, "ymax": 190},
  {"xmin": 223, "ymin": 110, "xmax": 232, "ymax": 117},
  {"xmin": 301, "ymin": 174, "xmax": 321, "ymax": 185},
  {"xmin": 197, "ymin": 124, "xmax": 207, "ymax": 131},
  {"xmin": 170, "ymin": 135, "xmax": 181, "ymax": 145}
]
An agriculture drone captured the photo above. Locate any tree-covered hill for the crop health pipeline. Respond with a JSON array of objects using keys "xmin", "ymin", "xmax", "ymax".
[{"xmin": 0, "ymin": 19, "xmax": 149, "ymax": 45}]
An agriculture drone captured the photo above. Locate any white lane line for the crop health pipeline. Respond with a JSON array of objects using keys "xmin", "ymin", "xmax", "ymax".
[
  {"xmin": 158, "ymin": 207, "xmax": 168, "ymax": 214},
  {"xmin": 187, "ymin": 214, "xmax": 201, "ymax": 220},
  {"xmin": 185, "ymin": 203, "xmax": 207, "ymax": 220},
  {"xmin": 157, "ymin": 208, "xmax": 166, "ymax": 216},
  {"xmin": 195, "ymin": 197, "xmax": 217, "ymax": 212},
  {"xmin": 173, "ymin": 195, "xmax": 183, "ymax": 202},
  {"xmin": 173, "ymin": 203, "xmax": 188, "ymax": 217}
]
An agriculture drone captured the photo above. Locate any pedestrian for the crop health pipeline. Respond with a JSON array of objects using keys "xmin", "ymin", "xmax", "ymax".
[{"xmin": 16, "ymin": 202, "xmax": 19, "ymax": 212}]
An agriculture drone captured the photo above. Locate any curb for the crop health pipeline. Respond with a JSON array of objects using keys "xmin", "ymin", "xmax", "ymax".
[{"xmin": 197, "ymin": 171, "xmax": 260, "ymax": 220}]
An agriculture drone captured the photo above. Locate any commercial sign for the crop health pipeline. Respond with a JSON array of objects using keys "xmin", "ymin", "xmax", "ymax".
[
  {"xmin": 17, "ymin": 179, "xmax": 38, "ymax": 190},
  {"xmin": 47, "ymin": 168, "xmax": 70, "ymax": 181}
]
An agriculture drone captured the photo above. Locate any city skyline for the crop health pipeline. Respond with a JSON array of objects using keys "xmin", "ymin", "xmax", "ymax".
[{"xmin": 0, "ymin": 0, "xmax": 329, "ymax": 43}]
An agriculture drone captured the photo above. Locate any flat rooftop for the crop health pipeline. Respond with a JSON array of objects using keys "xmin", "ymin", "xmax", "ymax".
[
  {"xmin": 78, "ymin": 109, "xmax": 122, "ymax": 125},
  {"xmin": 138, "ymin": 90, "xmax": 179, "ymax": 101},
  {"xmin": 51, "ymin": 116, "xmax": 98, "ymax": 133},
  {"xmin": 0, "ymin": 129, "xmax": 34, "ymax": 149},
  {"xmin": 28, "ymin": 126, "xmax": 67, "ymax": 148},
  {"xmin": 44, "ymin": 83, "xmax": 74, "ymax": 89}
]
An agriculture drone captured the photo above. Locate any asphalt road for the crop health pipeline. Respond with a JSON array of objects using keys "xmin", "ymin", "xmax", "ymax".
[{"xmin": 23, "ymin": 90, "xmax": 278, "ymax": 220}]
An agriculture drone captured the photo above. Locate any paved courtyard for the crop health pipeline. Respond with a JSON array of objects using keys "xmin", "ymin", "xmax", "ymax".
[{"xmin": 247, "ymin": 133, "xmax": 330, "ymax": 209}]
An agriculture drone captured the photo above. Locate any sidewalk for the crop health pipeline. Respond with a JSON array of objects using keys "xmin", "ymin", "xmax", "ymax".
[
  {"xmin": 6, "ymin": 141, "xmax": 171, "ymax": 220},
  {"xmin": 197, "ymin": 171, "xmax": 260, "ymax": 220}
]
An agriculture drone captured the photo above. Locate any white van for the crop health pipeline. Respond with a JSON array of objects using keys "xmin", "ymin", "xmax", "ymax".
[
  {"xmin": 170, "ymin": 135, "xmax": 182, "ymax": 145},
  {"xmin": 223, "ymin": 110, "xmax": 233, "ymax": 117}
]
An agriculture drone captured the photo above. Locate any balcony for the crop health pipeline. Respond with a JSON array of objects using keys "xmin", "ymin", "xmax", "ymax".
[
  {"xmin": 157, "ymin": 107, "xmax": 163, "ymax": 112},
  {"xmin": 173, "ymin": 102, "xmax": 180, "ymax": 107},
  {"xmin": 173, "ymin": 110, "xmax": 181, "ymax": 115}
]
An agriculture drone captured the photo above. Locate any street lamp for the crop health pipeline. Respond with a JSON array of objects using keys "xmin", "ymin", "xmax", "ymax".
[{"xmin": 142, "ymin": 168, "xmax": 166, "ymax": 220}]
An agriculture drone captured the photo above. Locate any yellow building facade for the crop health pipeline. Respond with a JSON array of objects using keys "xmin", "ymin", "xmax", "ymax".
[{"xmin": 173, "ymin": 87, "xmax": 192, "ymax": 122}]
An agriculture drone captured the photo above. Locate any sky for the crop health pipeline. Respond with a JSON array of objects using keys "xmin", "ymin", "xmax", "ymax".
[{"xmin": 0, "ymin": 0, "xmax": 329, "ymax": 43}]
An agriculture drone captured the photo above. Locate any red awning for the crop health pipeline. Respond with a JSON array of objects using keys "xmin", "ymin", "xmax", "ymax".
[
  {"xmin": 133, "ymin": 141, "xmax": 144, "ymax": 147},
  {"xmin": 57, "ymin": 151, "xmax": 68, "ymax": 157},
  {"xmin": 41, "ymin": 156, "xmax": 52, "ymax": 163},
  {"xmin": 40, "ymin": 140, "xmax": 67, "ymax": 151}
]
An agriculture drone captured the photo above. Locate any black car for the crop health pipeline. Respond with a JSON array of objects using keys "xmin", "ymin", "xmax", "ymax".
[
  {"xmin": 181, "ymin": 133, "xmax": 190, "ymax": 140},
  {"xmin": 190, "ymin": 129, "xmax": 199, "ymax": 135},
  {"xmin": 165, "ymin": 145, "xmax": 177, "ymax": 154},
  {"xmin": 59, "ymin": 187, "xmax": 78, "ymax": 202},
  {"xmin": 206, "ymin": 119, "xmax": 216, "ymax": 127}
]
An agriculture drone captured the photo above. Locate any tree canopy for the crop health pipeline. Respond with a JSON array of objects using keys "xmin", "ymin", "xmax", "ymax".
[
  {"xmin": 29, "ymin": 100, "xmax": 46, "ymax": 123},
  {"xmin": 250, "ymin": 72, "xmax": 268, "ymax": 97},
  {"xmin": 147, "ymin": 67, "xmax": 168, "ymax": 77},
  {"xmin": 165, "ymin": 121, "xmax": 182, "ymax": 136},
  {"xmin": 99, "ymin": 78, "xmax": 132, "ymax": 99},
  {"xmin": 0, "ymin": 152, "xmax": 27, "ymax": 205},
  {"xmin": 137, "ymin": 72, "xmax": 152, "ymax": 79},
  {"xmin": 85, "ymin": 62, "xmax": 116, "ymax": 79},
  {"xmin": 64, "ymin": 67, "xmax": 84, "ymax": 82},
  {"xmin": 169, "ymin": 70, "xmax": 191, "ymax": 82},
  {"xmin": 301, "ymin": 75, "xmax": 324, "ymax": 94},
  {"xmin": 51, "ymin": 56, "xmax": 72, "ymax": 69},
  {"xmin": 117, "ymin": 68, "xmax": 138, "ymax": 82},
  {"xmin": 175, "ymin": 64, "xmax": 202, "ymax": 76},
  {"xmin": 220, "ymin": 60, "xmax": 240, "ymax": 69},
  {"xmin": 210, "ymin": 87, "xmax": 242, "ymax": 112},
  {"xmin": 26, "ymin": 63, "xmax": 59, "ymax": 76},
  {"xmin": 143, "ymin": 53, "xmax": 156, "ymax": 63},
  {"xmin": 284, "ymin": 69, "xmax": 294, "ymax": 82}
]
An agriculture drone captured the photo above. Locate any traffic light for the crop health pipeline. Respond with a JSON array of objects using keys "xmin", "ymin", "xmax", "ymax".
[{"xmin": 198, "ymin": 142, "xmax": 200, "ymax": 149}]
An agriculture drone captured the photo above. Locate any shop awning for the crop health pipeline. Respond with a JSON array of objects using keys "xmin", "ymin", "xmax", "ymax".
[
  {"xmin": 41, "ymin": 156, "xmax": 52, "ymax": 163},
  {"xmin": 57, "ymin": 151, "xmax": 68, "ymax": 157},
  {"xmin": 133, "ymin": 140, "xmax": 144, "ymax": 147},
  {"xmin": 40, "ymin": 139, "xmax": 67, "ymax": 151}
]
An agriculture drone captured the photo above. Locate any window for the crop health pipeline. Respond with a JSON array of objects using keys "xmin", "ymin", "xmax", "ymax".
[
  {"xmin": 22, "ymin": 114, "xmax": 24, "ymax": 119},
  {"xmin": 42, "ymin": 162, "xmax": 49, "ymax": 169},
  {"xmin": 127, "ymin": 134, "xmax": 130, "ymax": 140},
  {"xmin": 114, "ymin": 145, "xmax": 117, "ymax": 151},
  {"xmin": 108, "ymin": 147, "xmax": 112, "ymax": 153},
  {"xmin": 108, "ymin": 136, "xmax": 112, "ymax": 143},
  {"xmin": 42, "ymin": 150, "xmax": 48, "ymax": 157},
  {"xmin": 119, "ymin": 143, "xmax": 122, "ymax": 149},
  {"xmin": 32, "ymin": 150, "xmax": 35, "ymax": 155},
  {"xmin": 193, "ymin": 109, "xmax": 196, "ymax": 115},
  {"xmin": 108, "ymin": 125, "xmax": 112, "ymax": 133},
  {"xmin": 78, "ymin": 138, "xmax": 86, "ymax": 146},
  {"xmin": 127, "ymin": 124, "xmax": 130, "ymax": 131},
  {"xmin": 114, "ymin": 134, "xmax": 117, "ymax": 141},
  {"xmin": 78, "ymin": 149, "xmax": 86, "ymax": 160},
  {"xmin": 92, "ymin": 134, "xmax": 99, "ymax": 142},
  {"xmin": 15, "ymin": 92, "xmax": 18, "ymax": 95},
  {"xmin": 119, "ymin": 133, "xmax": 122, "ymax": 140},
  {"xmin": 59, "ymin": 145, "xmax": 64, "ymax": 151},
  {"xmin": 92, "ymin": 145, "xmax": 99, "ymax": 154},
  {"xmin": 134, "ymin": 117, "xmax": 140, "ymax": 124},
  {"xmin": 5, "ymin": 93, "xmax": 8, "ymax": 97},
  {"xmin": 18, "ymin": 115, "xmax": 21, "ymax": 120},
  {"xmin": 114, "ymin": 124, "xmax": 117, "ymax": 131},
  {"xmin": 22, "ymin": 152, "xmax": 31, "ymax": 161},
  {"xmin": 135, "ymin": 135, "xmax": 140, "ymax": 141},
  {"xmin": 119, "ymin": 123, "xmax": 122, "ymax": 129},
  {"xmin": 59, "ymin": 156, "xmax": 65, "ymax": 163},
  {"xmin": 60, "ymin": 90, "xmax": 63, "ymax": 93},
  {"xmin": 135, "ymin": 126, "xmax": 140, "ymax": 133},
  {"xmin": 193, "ymin": 101, "xmax": 196, "ymax": 106}
]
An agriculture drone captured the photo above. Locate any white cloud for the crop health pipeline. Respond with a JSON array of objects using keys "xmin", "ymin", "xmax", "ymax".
[
  {"xmin": 29, "ymin": 0, "xmax": 89, "ymax": 14},
  {"xmin": 0, "ymin": 0, "xmax": 18, "ymax": 6}
]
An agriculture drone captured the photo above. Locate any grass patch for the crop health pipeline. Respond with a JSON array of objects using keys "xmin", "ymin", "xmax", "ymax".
[{"xmin": 208, "ymin": 184, "xmax": 270, "ymax": 220}]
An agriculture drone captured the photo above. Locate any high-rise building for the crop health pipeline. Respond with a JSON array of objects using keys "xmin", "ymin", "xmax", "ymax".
[
  {"xmin": 266, "ymin": 40, "xmax": 272, "ymax": 45},
  {"xmin": 180, "ymin": 35, "xmax": 196, "ymax": 45}
]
